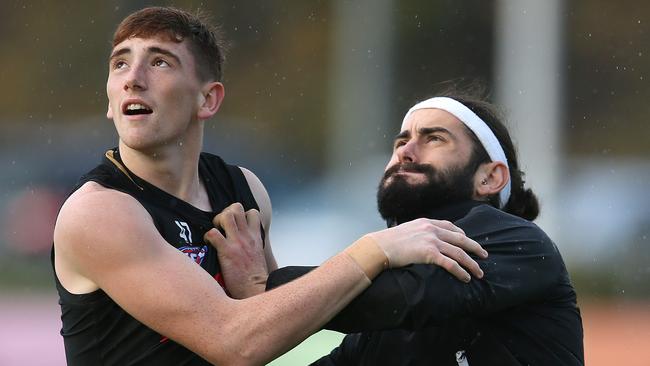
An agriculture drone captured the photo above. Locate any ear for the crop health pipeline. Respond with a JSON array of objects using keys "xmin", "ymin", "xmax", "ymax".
[
  {"xmin": 473, "ymin": 161, "xmax": 510, "ymax": 200},
  {"xmin": 197, "ymin": 81, "xmax": 225, "ymax": 120}
]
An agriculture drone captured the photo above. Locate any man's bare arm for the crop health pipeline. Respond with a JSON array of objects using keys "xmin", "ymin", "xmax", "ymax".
[
  {"xmin": 54, "ymin": 182, "xmax": 469, "ymax": 365},
  {"xmin": 240, "ymin": 166, "xmax": 277, "ymax": 271}
]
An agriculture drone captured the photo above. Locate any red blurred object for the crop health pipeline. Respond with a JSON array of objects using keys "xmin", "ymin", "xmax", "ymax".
[{"xmin": 2, "ymin": 186, "xmax": 65, "ymax": 255}]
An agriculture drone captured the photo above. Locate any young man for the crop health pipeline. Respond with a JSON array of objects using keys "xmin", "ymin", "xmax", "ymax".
[
  {"xmin": 52, "ymin": 7, "xmax": 487, "ymax": 366},
  {"xmin": 266, "ymin": 93, "xmax": 584, "ymax": 365}
]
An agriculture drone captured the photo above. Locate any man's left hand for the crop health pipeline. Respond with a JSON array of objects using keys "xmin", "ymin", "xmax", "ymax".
[{"xmin": 204, "ymin": 203, "xmax": 269, "ymax": 299}]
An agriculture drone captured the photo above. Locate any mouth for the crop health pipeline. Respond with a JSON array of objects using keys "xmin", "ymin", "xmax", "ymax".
[
  {"xmin": 396, "ymin": 168, "xmax": 421, "ymax": 174},
  {"xmin": 383, "ymin": 163, "xmax": 431, "ymax": 183},
  {"xmin": 392, "ymin": 168, "xmax": 424, "ymax": 177},
  {"xmin": 122, "ymin": 101, "xmax": 153, "ymax": 116}
]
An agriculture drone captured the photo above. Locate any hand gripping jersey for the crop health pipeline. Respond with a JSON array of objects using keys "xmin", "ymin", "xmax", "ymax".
[{"xmin": 52, "ymin": 149, "xmax": 261, "ymax": 366}]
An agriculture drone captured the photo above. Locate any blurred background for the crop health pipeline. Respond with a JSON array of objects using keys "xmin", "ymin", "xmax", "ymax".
[{"xmin": 1, "ymin": 0, "xmax": 648, "ymax": 365}]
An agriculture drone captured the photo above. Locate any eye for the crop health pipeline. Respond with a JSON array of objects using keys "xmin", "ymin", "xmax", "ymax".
[
  {"xmin": 427, "ymin": 134, "xmax": 444, "ymax": 143},
  {"xmin": 153, "ymin": 59, "xmax": 170, "ymax": 68},
  {"xmin": 112, "ymin": 60, "xmax": 128, "ymax": 70},
  {"xmin": 394, "ymin": 139, "xmax": 407, "ymax": 149}
]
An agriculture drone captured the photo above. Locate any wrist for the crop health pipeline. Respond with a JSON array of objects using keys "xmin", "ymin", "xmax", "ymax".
[{"xmin": 343, "ymin": 235, "xmax": 389, "ymax": 280}]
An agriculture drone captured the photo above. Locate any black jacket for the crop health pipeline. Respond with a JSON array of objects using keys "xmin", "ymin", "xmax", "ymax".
[{"xmin": 267, "ymin": 201, "xmax": 584, "ymax": 366}]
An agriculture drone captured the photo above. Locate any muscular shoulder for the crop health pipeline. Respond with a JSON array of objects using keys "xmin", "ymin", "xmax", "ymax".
[
  {"xmin": 54, "ymin": 181, "xmax": 159, "ymax": 291},
  {"xmin": 56, "ymin": 181, "xmax": 152, "ymax": 234}
]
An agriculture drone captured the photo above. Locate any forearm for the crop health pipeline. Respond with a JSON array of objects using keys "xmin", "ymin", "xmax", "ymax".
[
  {"xmin": 210, "ymin": 252, "xmax": 371, "ymax": 365},
  {"xmin": 106, "ymin": 249, "xmax": 374, "ymax": 366}
]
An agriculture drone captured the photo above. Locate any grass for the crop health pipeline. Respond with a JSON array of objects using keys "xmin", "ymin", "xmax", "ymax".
[{"xmin": 268, "ymin": 330, "xmax": 345, "ymax": 366}]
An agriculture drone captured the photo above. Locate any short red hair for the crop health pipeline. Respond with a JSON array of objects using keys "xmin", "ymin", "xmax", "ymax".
[{"xmin": 112, "ymin": 6, "xmax": 226, "ymax": 82}]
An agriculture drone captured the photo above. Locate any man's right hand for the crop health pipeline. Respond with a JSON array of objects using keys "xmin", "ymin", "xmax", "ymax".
[{"xmin": 367, "ymin": 218, "xmax": 487, "ymax": 283}]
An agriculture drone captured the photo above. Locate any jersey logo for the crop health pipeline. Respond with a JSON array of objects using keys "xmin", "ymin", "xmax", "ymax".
[
  {"xmin": 174, "ymin": 220, "xmax": 193, "ymax": 243},
  {"xmin": 456, "ymin": 350, "xmax": 469, "ymax": 366},
  {"xmin": 179, "ymin": 245, "xmax": 208, "ymax": 265}
]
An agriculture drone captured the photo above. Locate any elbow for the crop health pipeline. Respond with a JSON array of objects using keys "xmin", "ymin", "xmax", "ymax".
[
  {"xmin": 208, "ymin": 324, "xmax": 269, "ymax": 366},
  {"xmin": 212, "ymin": 354, "xmax": 261, "ymax": 366},
  {"xmin": 208, "ymin": 346, "xmax": 264, "ymax": 366}
]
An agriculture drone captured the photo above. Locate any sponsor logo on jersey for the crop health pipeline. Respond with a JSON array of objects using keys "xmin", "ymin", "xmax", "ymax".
[
  {"xmin": 174, "ymin": 220, "xmax": 193, "ymax": 243},
  {"xmin": 179, "ymin": 245, "xmax": 208, "ymax": 265}
]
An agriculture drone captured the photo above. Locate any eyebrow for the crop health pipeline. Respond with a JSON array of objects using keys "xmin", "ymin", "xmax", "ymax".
[
  {"xmin": 109, "ymin": 47, "xmax": 130, "ymax": 62},
  {"xmin": 394, "ymin": 126, "xmax": 455, "ymax": 140},
  {"xmin": 109, "ymin": 46, "xmax": 182, "ymax": 66},
  {"xmin": 394, "ymin": 130, "xmax": 411, "ymax": 140}
]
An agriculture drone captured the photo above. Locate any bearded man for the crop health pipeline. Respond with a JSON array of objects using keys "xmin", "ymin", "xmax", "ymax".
[{"xmin": 265, "ymin": 92, "xmax": 584, "ymax": 366}]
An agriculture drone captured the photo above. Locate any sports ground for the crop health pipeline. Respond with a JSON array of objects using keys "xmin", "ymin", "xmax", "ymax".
[{"xmin": 0, "ymin": 293, "xmax": 647, "ymax": 365}]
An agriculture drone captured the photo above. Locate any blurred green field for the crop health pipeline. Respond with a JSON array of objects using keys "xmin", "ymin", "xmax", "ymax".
[{"xmin": 268, "ymin": 330, "xmax": 345, "ymax": 366}]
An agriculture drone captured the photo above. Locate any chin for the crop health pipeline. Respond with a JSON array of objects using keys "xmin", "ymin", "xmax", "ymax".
[
  {"xmin": 119, "ymin": 135, "xmax": 164, "ymax": 153},
  {"xmin": 404, "ymin": 176, "xmax": 428, "ymax": 186}
]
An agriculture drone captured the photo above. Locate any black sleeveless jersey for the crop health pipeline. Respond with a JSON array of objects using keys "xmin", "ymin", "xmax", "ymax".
[{"xmin": 52, "ymin": 149, "xmax": 260, "ymax": 366}]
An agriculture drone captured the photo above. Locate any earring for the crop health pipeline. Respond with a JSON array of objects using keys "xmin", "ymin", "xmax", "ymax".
[{"xmin": 481, "ymin": 179, "xmax": 488, "ymax": 185}]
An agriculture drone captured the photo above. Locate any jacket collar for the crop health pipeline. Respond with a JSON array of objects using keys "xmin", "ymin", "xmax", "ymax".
[{"xmin": 388, "ymin": 200, "xmax": 487, "ymax": 227}]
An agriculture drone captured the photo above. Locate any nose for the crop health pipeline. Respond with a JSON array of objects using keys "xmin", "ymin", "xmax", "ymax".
[
  {"xmin": 396, "ymin": 139, "xmax": 417, "ymax": 163},
  {"xmin": 124, "ymin": 63, "xmax": 147, "ymax": 91}
]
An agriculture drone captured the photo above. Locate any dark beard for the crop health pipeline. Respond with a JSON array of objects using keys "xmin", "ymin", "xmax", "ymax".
[{"xmin": 377, "ymin": 162, "xmax": 476, "ymax": 224}]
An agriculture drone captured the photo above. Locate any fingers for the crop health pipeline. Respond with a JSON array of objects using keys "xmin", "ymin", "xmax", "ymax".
[
  {"xmin": 430, "ymin": 219, "xmax": 465, "ymax": 235},
  {"xmin": 209, "ymin": 203, "xmax": 263, "ymax": 249},
  {"xmin": 245, "ymin": 209, "xmax": 261, "ymax": 239},
  {"xmin": 204, "ymin": 227, "xmax": 225, "ymax": 248},
  {"xmin": 213, "ymin": 203, "xmax": 245, "ymax": 239},
  {"xmin": 421, "ymin": 219, "xmax": 487, "ymax": 282},
  {"xmin": 231, "ymin": 203, "xmax": 248, "ymax": 233},
  {"xmin": 438, "ymin": 241, "xmax": 484, "ymax": 280},
  {"xmin": 432, "ymin": 223, "xmax": 487, "ymax": 259},
  {"xmin": 429, "ymin": 250, "xmax": 472, "ymax": 283}
]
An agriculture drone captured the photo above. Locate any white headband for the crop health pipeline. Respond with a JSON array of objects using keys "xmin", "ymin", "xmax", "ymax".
[{"xmin": 401, "ymin": 96, "xmax": 511, "ymax": 208}]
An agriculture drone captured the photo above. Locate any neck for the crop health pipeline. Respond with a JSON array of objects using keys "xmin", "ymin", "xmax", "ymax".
[{"xmin": 117, "ymin": 129, "xmax": 208, "ymax": 209}]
